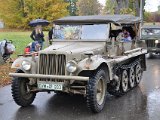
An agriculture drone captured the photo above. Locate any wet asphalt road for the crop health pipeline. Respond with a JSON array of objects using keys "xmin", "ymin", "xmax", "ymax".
[{"xmin": 0, "ymin": 57, "xmax": 160, "ymax": 120}]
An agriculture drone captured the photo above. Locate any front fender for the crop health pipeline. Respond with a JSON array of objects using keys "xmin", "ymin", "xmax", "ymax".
[
  {"xmin": 78, "ymin": 55, "xmax": 114, "ymax": 80},
  {"xmin": 11, "ymin": 56, "xmax": 38, "ymax": 74}
]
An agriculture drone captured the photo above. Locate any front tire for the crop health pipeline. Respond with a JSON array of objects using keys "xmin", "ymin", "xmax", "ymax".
[
  {"xmin": 11, "ymin": 77, "xmax": 36, "ymax": 107},
  {"xmin": 86, "ymin": 69, "xmax": 108, "ymax": 113}
]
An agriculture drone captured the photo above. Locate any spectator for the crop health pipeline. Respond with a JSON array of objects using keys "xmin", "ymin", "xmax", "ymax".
[
  {"xmin": 0, "ymin": 40, "xmax": 15, "ymax": 64},
  {"xmin": 30, "ymin": 25, "xmax": 44, "ymax": 51}
]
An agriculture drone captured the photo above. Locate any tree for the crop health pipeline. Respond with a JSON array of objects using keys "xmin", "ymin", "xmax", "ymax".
[
  {"xmin": 104, "ymin": 0, "xmax": 116, "ymax": 14},
  {"xmin": 77, "ymin": 0, "xmax": 101, "ymax": 15},
  {"xmin": 0, "ymin": 0, "xmax": 69, "ymax": 29},
  {"xmin": 65, "ymin": 0, "xmax": 78, "ymax": 16},
  {"xmin": 104, "ymin": 0, "xmax": 145, "ymax": 16}
]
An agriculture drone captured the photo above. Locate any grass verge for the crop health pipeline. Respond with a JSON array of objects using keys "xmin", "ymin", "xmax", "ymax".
[{"xmin": 0, "ymin": 31, "xmax": 48, "ymax": 87}]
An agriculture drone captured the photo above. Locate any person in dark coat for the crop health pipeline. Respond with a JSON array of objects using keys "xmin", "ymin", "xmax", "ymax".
[
  {"xmin": 48, "ymin": 28, "xmax": 53, "ymax": 41},
  {"xmin": 30, "ymin": 25, "xmax": 44, "ymax": 51},
  {"xmin": 48, "ymin": 24, "xmax": 64, "ymax": 43}
]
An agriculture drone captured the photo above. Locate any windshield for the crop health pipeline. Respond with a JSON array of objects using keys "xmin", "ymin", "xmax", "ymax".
[
  {"xmin": 141, "ymin": 28, "xmax": 160, "ymax": 36},
  {"xmin": 53, "ymin": 24, "xmax": 109, "ymax": 40}
]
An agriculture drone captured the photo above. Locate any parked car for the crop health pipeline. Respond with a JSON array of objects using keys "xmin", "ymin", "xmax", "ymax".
[
  {"xmin": 10, "ymin": 15, "xmax": 147, "ymax": 113},
  {"xmin": 141, "ymin": 25, "xmax": 160, "ymax": 58}
]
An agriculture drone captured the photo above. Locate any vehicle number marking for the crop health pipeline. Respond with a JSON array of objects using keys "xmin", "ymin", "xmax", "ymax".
[{"xmin": 38, "ymin": 83, "xmax": 63, "ymax": 91}]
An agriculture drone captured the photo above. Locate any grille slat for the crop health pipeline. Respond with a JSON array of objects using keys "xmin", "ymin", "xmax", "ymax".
[
  {"xmin": 146, "ymin": 40, "xmax": 155, "ymax": 47},
  {"xmin": 39, "ymin": 54, "xmax": 66, "ymax": 82}
]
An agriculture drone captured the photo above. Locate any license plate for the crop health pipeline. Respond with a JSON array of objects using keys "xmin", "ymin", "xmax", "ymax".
[
  {"xmin": 38, "ymin": 82, "xmax": 63, "ymax": 91},
  {"xmin": 152, "ymin": 49, "xmax": 156, "ymax": 51}
]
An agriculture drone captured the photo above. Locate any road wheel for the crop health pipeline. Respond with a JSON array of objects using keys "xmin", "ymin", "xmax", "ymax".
[
  {"xmin": 86, "ymin": 69, "xmax": 108, "ymax": 113},
  {"xmin": 135, "ymin": 63, "xmax": 143, "ymax": 84},
  {"xmin": 11, "ymin": 77, "xmax": 36, "ymax": 107},
  {"xmin": 129, "ymin": 67, "xmax": 135, "ymax": 88},
  {"xmin": 121, "ymin": 69, "xmax": 129, "ymax": 93}
]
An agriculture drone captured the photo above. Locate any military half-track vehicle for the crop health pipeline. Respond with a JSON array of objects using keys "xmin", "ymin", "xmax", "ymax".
[
  {"xmin": 141, "ymin": 25, "xmax": 160, "ymax": 58},
  {"xmin": 10, "ymin": 15, "xmax": 147, "ymax": 113}
]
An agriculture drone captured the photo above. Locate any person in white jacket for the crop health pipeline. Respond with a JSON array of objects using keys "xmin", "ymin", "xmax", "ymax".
[{"xmin": 0, "ymin": 40, "xmax": 15, "ymax": 64}]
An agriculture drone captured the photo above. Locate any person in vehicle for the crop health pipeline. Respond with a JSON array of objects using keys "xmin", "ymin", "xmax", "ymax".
[
  {"xmin": 123, "ymin": 29, "xmax": 132, "ymax": 41},
  {"xmin": 117, "ymin": 28, "xmax": 132, "ymax": 42},
  {"xmin": 30, "ymin": 25, "xmax": 44, "ymax": 51}
]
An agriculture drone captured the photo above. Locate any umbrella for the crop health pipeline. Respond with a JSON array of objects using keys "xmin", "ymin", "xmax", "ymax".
[{"xmin": 29, "ymin": 19, "xmax": 50, "ymax": 27}]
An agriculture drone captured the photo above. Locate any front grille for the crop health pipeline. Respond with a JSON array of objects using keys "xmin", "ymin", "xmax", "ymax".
[
  {"xmin": 39, "ymin": 54, "xmax": 66, "ymax": 82},
  {"xmin": 146, "ymin": 40, "xmax": 155, "ymax": 47}
]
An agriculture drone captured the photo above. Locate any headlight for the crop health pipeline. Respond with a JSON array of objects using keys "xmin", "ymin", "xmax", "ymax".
[
  {"xmin": 66, "ymin": 61, "xmax": 77, "ymax": 73},
  {"xmin": 155, "ymin": 40, "xmax": 159, "ymax": 44},
  {"xmin": 21, "ymin": 61, "xmax": 31, "ymax": 70}
]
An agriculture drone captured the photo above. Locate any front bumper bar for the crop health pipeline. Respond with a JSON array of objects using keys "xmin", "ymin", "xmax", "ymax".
[
  {"xmin": 147, "ymin": 48, "xmax": 160, "ymax": 53},
  {"xmin": 9, "ymin": 73, "xmax": 89, "ymax": 81}
]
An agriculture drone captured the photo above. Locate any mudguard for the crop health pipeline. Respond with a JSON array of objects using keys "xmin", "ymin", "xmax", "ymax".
[
  {"xmin": 11, "ymin": 56, "xmax": 38, "ymax": 74},
  {"xmin": 78, "ymin": 55, "xmax": 115, "ymax": 80}
]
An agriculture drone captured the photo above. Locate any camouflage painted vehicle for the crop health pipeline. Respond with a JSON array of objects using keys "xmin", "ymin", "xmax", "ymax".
[
  {"xmin": 141, "ymin": 25, "xmax": 160, "ymax": 58},
  {"xmin": 10, "ymin": 15, "xmax": 147, "ymax": 113}
]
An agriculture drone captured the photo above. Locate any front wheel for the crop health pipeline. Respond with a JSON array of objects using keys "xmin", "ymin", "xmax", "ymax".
[
  {"xmin": 86, "ymin": 69, "xmax": 108, "ymax": 113},
  {"xmin": 11, "ymin": 77, "xmax": 36, "ymax": 107}
]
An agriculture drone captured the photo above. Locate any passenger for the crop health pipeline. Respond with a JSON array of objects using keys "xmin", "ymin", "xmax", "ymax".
[
  {"xmin": 122, "ymin": 29, "xmax": 132, "ymax": 42},
  {"xmin": 30, "ymin": 25, "xmax": 44, "ymax": 51},
  {"xmin": 117, "ymin": 29, "xmax": 132, "ymax": 42}
]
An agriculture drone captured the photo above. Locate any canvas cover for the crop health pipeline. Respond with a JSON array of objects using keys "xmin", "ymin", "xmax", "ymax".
[{"xmin": 54, "ymin": 15, "xmax": 141, "ymax": 25}]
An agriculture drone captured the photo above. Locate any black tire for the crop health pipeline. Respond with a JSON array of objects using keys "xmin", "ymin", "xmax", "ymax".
[
  {"xmin": 11, "ymin": 77, "xmax": 36, "ymax": 107},
  {"xmin": 86, "ymin": 68, "xmax": 108, "ymax": 113}
]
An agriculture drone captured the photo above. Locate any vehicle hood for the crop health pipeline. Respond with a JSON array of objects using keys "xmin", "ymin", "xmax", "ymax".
[
  {"xmin": 141, "ymin": 35, "xmax": 160, "ymax": 40},
  {"xmin": 40, "ymin": 41, "xmax": 105, "ymax": 54}
]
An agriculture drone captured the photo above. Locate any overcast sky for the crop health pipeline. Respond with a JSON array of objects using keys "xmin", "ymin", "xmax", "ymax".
[{"xmin": 98, "ymin": 0, "xmax": 160, "ymax": 12}]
